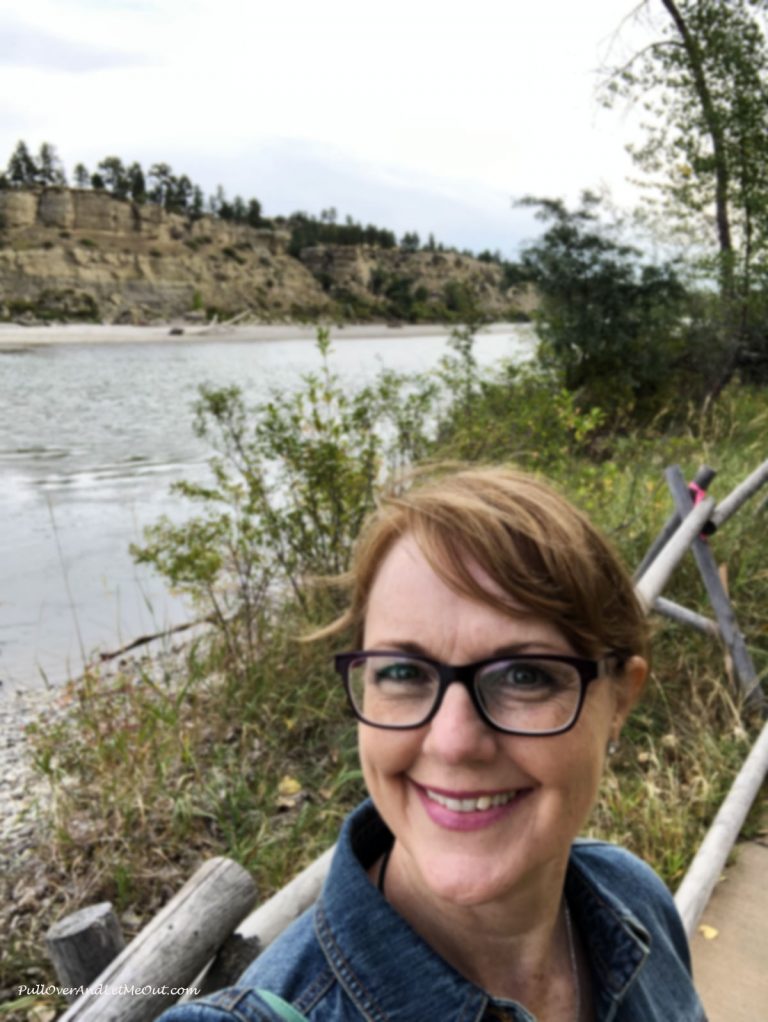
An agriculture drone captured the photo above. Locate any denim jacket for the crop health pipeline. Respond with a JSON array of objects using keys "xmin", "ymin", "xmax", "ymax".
[{"xmin": 159, "ymin": 800, "xmax": 706, "ymax": 1022}]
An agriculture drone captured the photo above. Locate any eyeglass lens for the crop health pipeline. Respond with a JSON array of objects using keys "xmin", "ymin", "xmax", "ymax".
[{"xmin": 345, "ymin": 654, "xmax": 584, "ymax": 733}]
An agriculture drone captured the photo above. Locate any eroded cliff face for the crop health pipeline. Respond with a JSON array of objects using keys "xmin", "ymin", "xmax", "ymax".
[
  {"xmin": 299, "ymin": 244, "xmax": 535, "ymax": 322},
  {"xmin": 0, "ymin": 187, "xmax": 333, "ymax": 323},
  {"xmin": 0, "ymin": 188, "xmax": 532, "ymax": 324}
]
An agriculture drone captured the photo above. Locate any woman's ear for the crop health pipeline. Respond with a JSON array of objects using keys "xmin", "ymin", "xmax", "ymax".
[{"xmin": 610, "ymin": 655, "xmax": 648, "ymax": 741}]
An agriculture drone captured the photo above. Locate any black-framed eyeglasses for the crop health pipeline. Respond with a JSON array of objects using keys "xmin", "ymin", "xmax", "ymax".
[{"xmin": 334, "ymin": 650, "xmax": 617, "ymax": 737}]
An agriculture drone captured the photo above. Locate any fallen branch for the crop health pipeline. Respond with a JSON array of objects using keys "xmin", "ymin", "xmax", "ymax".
[
  {"xmin": 95, "ymin": 616, "xmax": 215, "ymax": 663},
  {"xmin": 191, "ymin": 309, "xmax": 254, "ymax": 336}
]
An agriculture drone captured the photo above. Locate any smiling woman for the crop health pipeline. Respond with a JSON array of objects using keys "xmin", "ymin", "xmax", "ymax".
[{"xmin": 158, "ymin": 466, "xmax": 707, "ymax": 1022}]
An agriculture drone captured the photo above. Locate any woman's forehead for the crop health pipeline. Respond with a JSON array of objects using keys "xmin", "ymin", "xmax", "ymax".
[{"xmin": 372, "ymin": 532, "xmax": 521, "ymax": 602}]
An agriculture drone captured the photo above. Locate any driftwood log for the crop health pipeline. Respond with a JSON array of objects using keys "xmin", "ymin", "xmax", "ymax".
[{"xmin": 57, "ymin": 857, "xmax": 256, "ymax": 1022}]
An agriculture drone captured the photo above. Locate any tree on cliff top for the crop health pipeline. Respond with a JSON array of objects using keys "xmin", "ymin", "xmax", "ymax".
[
  {"xmin": 37, "ymin": 143, "xmax": 67, "ymax": 186},
  {"xmin": 7, "ymin": 141, "xmax": 38, "ymax": 187},
  {"xmin": 603, "ymin": 0, "xmax": 768, "ymax": 384},
  {"xmin": 97, "ymin": 156, "xmax": 130, "ymax": 199},
  {"xmin": 6, "ymin": 141, "xmax": 66, "ymax": 187}
]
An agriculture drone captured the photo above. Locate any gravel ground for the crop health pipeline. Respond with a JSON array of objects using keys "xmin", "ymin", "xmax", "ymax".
[
  {"xmin": 1, "ymin": 685, "xmax": 67, "ymax": 1009},
  {"xmin": 1, "ymin": 658, "xmax": 178, "ymax": 1009},
  {"xmin": 0, "ymin": 687, "xmax": 61, "ymax": 861}
]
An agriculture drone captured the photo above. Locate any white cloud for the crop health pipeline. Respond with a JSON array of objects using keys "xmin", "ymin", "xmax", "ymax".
[
  {"xmin": 0, "ymin": 17, "xmax": 153, "ymax": 70},
  {"xmin": 0, "ymin": 0, "xmax": 655, "ymax": 252}
]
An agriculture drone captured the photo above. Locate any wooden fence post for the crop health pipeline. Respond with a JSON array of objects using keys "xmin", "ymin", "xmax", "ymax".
[
  {"xmin": 665, "ymin": 466, "xmax": 762, "ymax": 707},
  {"xmin": 653, "ymin": 597, "xmax": 720, "ymax": 637},
  {"xmin": 710, "ymin": 457, "xmax": 768, "ymax": 530},
  {"xmin": 56, "ymin": 857, "xmax": 257, "ymax": 1022},
  {"xmin": 235, "ymin": 844, "xmax": 334, "ymax": 949},
  {"xmin": 634, "ymin": 464, "xmax": 717, "ymax": 580},
  {"xmin": 675, "ymin": 717, "xmax": 768, "ymax": 938},
  {"xmin": 45, "ymin": 903, "xmax": 125, "ymax": 1000},
  {"xmin": 634, "ymin": 496, "xmax": 715, "ymax": 610}
]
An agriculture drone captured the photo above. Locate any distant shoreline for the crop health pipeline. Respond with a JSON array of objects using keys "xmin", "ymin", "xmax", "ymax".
[{"xmin": 0, "ymin": 320, "xmax": 523, "ymax": 349}]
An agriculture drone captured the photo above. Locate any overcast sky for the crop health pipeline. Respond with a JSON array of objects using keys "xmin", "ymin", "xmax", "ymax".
[{"xmin": 0, "ymin": 0, "xmax": 659, "ymax": 257}]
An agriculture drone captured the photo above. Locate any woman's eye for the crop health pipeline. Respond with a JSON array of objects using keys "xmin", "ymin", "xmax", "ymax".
[
  {"xmin": 373, "ymin": 660, "xmax": 427, "ymax": 683},
  {"xmin": 483, "ymin": 661, "xmax": 562, "ymax": 693},
  {"xmin": 504, "ymin": 665, "xmax": 552, "ymax": 688}
]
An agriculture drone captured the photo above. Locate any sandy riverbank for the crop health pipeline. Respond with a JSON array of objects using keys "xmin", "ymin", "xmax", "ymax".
[{"xmin": 0, "ymin": 321, "xmax": 514, "ymax": 349}]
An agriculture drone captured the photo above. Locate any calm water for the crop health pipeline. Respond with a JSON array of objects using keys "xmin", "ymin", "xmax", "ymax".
[{"xmin": 0, "ymin": 324, "xmax": 534, "ymax": 692}]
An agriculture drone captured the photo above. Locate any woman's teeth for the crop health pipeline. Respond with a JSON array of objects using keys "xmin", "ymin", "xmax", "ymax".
[{"xmin": 425, "ymin": 789, "xmax": 516, "ymax": 812}]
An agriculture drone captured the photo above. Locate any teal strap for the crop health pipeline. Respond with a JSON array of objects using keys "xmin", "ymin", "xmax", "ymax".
[{"xmin": 256, "ymin": 989, "xmax": 310, "ymax": 1022}]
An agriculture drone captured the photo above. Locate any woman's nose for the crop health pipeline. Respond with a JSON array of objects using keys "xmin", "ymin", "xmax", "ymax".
[{"xmin": 422, "ymin": 681, "xmax": 497, "ymax": 763}]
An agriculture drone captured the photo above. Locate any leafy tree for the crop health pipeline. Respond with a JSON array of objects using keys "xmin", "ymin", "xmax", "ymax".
[
  {"xmin": 90, "ymin": 172, "xmax": 105, "ymax": 190},
  {"xmin": 519, "ymin": 193, "xmax": 687, "ymax": 418},
  {"xmin": 148, "ymin": 162, "xmax": 175, "ymax": 207},
  {"xmin": 168, "ymin": 173, "xmax": 194, "ymax": 214},
  {"xmin": 97, "ymin": 156, "xmax": 130, "ymax": 199},
  {"xmin": 400, "ymin": 231, "xmax": 421, "ymax": 252},
  {"xmin": 603, "ymin": 0, "xmax": 768, "ymax": 383}
]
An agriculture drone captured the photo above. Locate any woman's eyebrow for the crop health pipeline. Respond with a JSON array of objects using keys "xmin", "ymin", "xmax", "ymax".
[
  {"xmin": 365, "ymin": 640, "xmax": 571, "ymax": 658},
  {"xmin": 485, "ymin": 642, "xmax": 571, "ymax": 657},
  {"xmin": 367, "ymin": 640, "xmax": 429, "ymax": 655}
]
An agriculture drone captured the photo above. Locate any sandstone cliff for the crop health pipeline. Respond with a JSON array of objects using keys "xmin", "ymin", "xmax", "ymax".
[{"xmin": 0, "ymin": 187, "xmax": 534, "ymax": 324}]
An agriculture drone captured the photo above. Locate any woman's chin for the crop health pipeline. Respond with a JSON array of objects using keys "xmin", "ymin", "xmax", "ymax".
[{"xmin": 411, "ymin": 855, "xmax": 512, "ymax": 908}]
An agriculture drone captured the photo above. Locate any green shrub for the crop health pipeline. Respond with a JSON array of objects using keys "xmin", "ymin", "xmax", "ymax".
[
  {"xmin": 132, "ymin": 329, "xmax": 438, "ymax": 669},
  {"xmin": 519, "ymin": 193, "xmax": 689, "ymax": 422}
]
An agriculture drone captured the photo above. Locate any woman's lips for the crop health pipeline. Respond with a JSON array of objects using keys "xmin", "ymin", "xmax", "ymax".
[{"xmin": 412, "ymin": 780, "xmax": 532, "ymax": 831}]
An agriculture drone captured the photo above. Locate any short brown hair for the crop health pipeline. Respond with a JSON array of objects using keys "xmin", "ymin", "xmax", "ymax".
[{"xmin": 318, "ymin": 465, "xmax": 649, "ymax": 662}]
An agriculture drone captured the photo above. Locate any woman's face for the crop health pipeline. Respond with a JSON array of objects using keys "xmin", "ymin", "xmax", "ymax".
[{"xmin": 359, "ymin": 534, "xmax": 646, "ymax": 909}]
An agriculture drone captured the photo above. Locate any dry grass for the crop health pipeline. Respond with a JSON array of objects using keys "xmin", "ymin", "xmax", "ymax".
[{"xmin": 3, "ymin": 382, "xmax": 766, "ymax": 1020}]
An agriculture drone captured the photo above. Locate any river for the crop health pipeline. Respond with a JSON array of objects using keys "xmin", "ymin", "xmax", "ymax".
[{"xmin": 0, "ymin": 323, "xmax": 534, "ymax": 693}]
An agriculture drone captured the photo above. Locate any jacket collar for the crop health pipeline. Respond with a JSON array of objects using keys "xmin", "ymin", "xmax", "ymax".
[
  {"xmin": 315, "ymin": 801, "xmax": 650, "ymax": 1021},
  {"xmin": 567, "ymin": 840, "xmax": 651, "ymax": 1015}
]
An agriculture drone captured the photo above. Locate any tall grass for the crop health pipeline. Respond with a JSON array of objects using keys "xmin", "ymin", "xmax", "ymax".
[{"xmin": 3, "ymin": 331, "xmax": 766, "ymax": 1016}]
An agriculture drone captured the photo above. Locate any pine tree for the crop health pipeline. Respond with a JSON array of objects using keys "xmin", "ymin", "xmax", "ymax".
[
  {"xmin": 37, "ymin": 142, "xmax": 66, "ymax": 185},
  {"xmin": 7, "ymin": 140, "xmax": 38, "ymax": 187}
]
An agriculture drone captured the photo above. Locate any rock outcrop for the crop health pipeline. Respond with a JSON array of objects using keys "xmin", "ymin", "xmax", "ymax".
[{"xmin": 0, "ymin": 187, "xmax": 533, "ymax": 324}]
